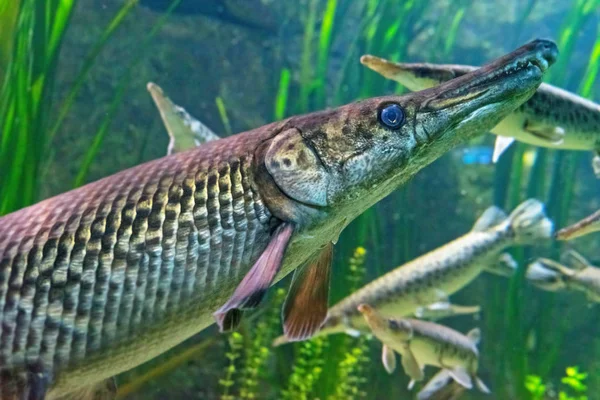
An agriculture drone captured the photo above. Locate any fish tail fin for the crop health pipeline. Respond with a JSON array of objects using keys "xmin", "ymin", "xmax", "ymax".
[
  {"xmin": 485, "ymin": 252, "xmax": 518, "ymax": 277},
  {"xmin": 471, "ymin": 206, "xmax": 507, "ymax": 232},
  {"xmin": 505, "ymin": 199, "xmax": 554, "ymax": 244}
]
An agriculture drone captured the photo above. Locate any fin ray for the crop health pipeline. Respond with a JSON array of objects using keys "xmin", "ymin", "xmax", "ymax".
[
  {"xmin": 282, "ymin": 243, "xmax": 333, "ymax": 340},
  {"xmin": 214, "ymin": 223, "xmax": 294, "ymax": 331}
]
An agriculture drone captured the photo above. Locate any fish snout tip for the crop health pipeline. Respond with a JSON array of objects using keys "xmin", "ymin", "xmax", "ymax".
[
  {"xmin": 357, "ymin": 303, "xmax": 374, "ymax": 315},
  {"xmin": 529, "ymin": 38, "xmax": 559, "ymax": 70}
]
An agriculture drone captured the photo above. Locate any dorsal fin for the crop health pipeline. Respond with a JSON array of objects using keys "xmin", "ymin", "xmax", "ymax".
[
  {"xmin": 560, "ymin": 249, "xmax": 591, "ymax": 270},
  {"xmin": 471, "ymin": 206, "xmax": 507, "ymax": 232}
]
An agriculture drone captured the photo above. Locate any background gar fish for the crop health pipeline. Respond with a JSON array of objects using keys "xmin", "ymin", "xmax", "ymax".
[
  {"xmin": 357, "ymin": 304, "xmax": 489, "ymax": 394},
  {"xmin": 0, "ymin": 39, "xmax": 556, "ymax": 398},
  {"xmin": 527, "ymin": 250, "xmax": 600, "ymax": 302},
  {"xmin": 361, "ymin": 54, "xmax": 600, "ymax": 169},
  {"xmin": 298, "ymin": 200, "xmax": 552, "ymax": 340},
  {"xmin": 146, "ymin": 82, "xmax": 221, "ymax": 156},
  {"xmin": 556, "ymin": 208, "xmax": 600, "ymax": 240}
]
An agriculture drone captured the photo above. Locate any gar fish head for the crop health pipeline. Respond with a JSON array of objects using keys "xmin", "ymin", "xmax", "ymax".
[
  {"xmin": 357, "ymin": 304, "xmax": 412, "ymax": 343},
  {"xmin": 526, "ymin": 259, "xmax": 569, "ymax": 291},
  {"xmin": 272, "ymin": 39, "xmax": 557, "ymax": 219}
]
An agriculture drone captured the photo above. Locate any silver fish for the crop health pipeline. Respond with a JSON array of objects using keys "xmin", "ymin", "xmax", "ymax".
[
  {"xmin": 314, "ymin": 200, "xmax": 550, "ymax": 338},
  {"xmin": 357, "ymin": 304, "xmax": 490, "ymax": 393}
]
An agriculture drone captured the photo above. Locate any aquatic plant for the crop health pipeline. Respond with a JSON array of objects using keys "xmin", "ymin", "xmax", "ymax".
[
  {"xmin": 281, "ymin": 337, "xmax": 328, "ymax": 400},
  {"xmin": 219, "ymin": 332, "xmax": 244, "ymax": 400},
  {"xmin": 0, "ymin": 0, "xmax": 144, "ymax": 212},
  {"xmin": 525, "ymin": 366, "xmax": 589, "ymax": 400},
  {"xmin": 525, "ymin": 374, "xmax": 547, "ymax": 400},
  {"xmin": 238, "ymin": 288, "xmax": 286, "ymax": 399},
  {"xmin": 0, "ymin": 0, "xmax": 77, "ymax": 214}
]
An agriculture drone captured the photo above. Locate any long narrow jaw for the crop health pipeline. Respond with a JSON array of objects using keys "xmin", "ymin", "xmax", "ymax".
[{"xmin": 556, "ymin": 209, "xmax": 600, "ymax": 240}]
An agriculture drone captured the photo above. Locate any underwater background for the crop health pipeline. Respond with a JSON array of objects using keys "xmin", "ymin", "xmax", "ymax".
[{"xmin": 1, "ymin": 0, "xmax": 600, "ymax": 399}]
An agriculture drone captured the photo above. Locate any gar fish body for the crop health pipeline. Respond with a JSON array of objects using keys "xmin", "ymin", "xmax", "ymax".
[
  {"xmin": 361, "ymin": 56, "xmax": 600, "ymax": 165},
  {"xmin": 0, "ymin": 40, "xmax": 556, "ymax": 398},
  {"xmin": 527, "ymin": 250, "xmax": 600, "ymax": 302},
  {"xmin": 311, "ymin": 200, "xmax": 552, "ymax": 338},
  {"xmin": 357, "ymin": 304, "xmax": 489, "ymax": 394},
  {"xmin": 556, "ymin": 209, "xmax": 600, "ymax": 240}
]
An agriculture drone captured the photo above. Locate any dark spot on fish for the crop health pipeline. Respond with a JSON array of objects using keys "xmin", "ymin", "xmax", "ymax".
[
  {"xmin": 382, "ymin": 135, "xmax": 389, "ymax": 142},
  {"xmin": 283, "ymin": 158, "xmax": 292, "ymax": 167},
  {"xmin": 271, "ymin": 161, "xmax": 280, "ymax": 169},
  {"xmin": 342, "ymin": 126, "xmax": 351, "ymax": 136},
  {"xmin": 207, "ymin": 175, "xmax": 218, "ymax": 187},
  {"xmin": 287, "ymin": 143, "xmax": 295, "ymax": 150},
  {"xmin": 230, "ymin": 159, "xmax": 240, "ymax": 172},
  {"xmin": 219, "ymin": 166, "xmax": 230, "ymax": 176}
]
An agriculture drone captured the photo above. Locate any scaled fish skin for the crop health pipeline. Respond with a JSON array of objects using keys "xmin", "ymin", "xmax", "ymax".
[
  {"xmin": 0, "ymin": 40, "xmax": 556, "ymax": 398},
  {"xmin": 307, "ymin": 200, "xmax": 551, "ymax": 339},
  {"xmin": 556, "ymin": 209, "xmax": 600, "ymax": 241},
  {"xmin": 361, "ymin": 55, "xmax": 600, "ymax": 166},
  {"xmin": 526, "ymin": 250, "xmax": 600, "ymax": 302},
  {"xmin": 357, "ymin": 304, "xmax": 490, "ymax": 394}
]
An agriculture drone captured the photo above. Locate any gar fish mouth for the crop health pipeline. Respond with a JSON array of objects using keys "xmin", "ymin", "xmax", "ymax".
[{"xmin": 427, "ymin": 39, "xmax": 558, "ymax": 106}]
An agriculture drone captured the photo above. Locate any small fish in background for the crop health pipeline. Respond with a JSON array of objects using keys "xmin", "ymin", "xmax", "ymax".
[
  {"xmin": 272, "ymin": 199, "xmax": 548, "ymax": 344},
  {"xmin": 556, "ymin": 209, "xmax": 600, "ymax": 241},
  {"xmin": 147, "ymin": 82, "xmax": 220, "ymax": 155},
  {"xmin": 139, "ymin": 0, "xmax": 278, "ymax": 34},
  {"xmin": 526, "ymin": 250, "xmax": 600, "ymax": 302},
  {"xmin": 361, "ymin": 55, "xmax": 600, "ymax": 175},
  {"xmin": 357, "ymin": 304, "xmax": 490, "ymax": 394},
  {"xmin": 453, "ymin": 146, "xmax": 494, "ymax": 165}
]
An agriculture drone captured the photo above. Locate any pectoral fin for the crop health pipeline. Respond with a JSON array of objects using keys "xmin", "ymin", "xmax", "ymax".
[
  {"xmin": 448, "ymin": 367, "xmax": 473, "ymax": 389},
  {"xmin": 416, "ymin": 369, "xmax": 454, "ymax": 400},
  {"xmin": 214, "ymin": 223, "xmax": 295, "ymax": 331},
  {"xmin": 401, "ymin": 345, "xmax": 424, "ymax": 383},
  {"xmin": 382, "ymin": 344, "xmax": 397, "ymax": 374},
  {"xmin": 492, "ymin": 136, "xmax": 515, "ymax": 162},
  {"xmin": 560, "ymin": 250, "xmax": 590, "ymax": 271},
  {"xmin": 524, "ymin": 120, "xmax": 565, "ymax": 144},
  {"xmin": 282, "ymin": 243, "xmax": 332, "ymax": 341}
]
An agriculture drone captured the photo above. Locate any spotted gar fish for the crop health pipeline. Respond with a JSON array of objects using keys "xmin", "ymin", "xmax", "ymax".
[
  {"xmin": 361, "ymin": 54, "xmax": 600, "ymax": 168},
  {"xmin": 296, "ymin": 200, "xmax": 551, "ymax": 340},
  {"xmin": 0, "ymin": 39, "xmax": 556, "ymax": 399},
  {"xmin": 556, "ymin": 209, "xmax": 600, "ymax": 240},
  {"xmin": 527, "ymin": 250, "xmax": 600, "ymax": 302},
  {"xmin": 357, "ymin": 304, "xmax": 490, "ymax": 394}
]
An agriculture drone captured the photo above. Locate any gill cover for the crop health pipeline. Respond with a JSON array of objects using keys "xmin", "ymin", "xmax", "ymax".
[{"xmin": 266, "ymin": 128, "xmax": 330, "ymax": 206}]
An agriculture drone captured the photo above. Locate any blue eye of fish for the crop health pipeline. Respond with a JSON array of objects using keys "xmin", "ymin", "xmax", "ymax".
[{"xmin": 379, "ymin": 104, "xmax": 405, "ymax": 130}]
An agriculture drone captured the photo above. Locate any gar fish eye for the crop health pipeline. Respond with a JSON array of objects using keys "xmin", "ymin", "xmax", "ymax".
[{"xmin": 378, "ymin": 103, "xmax": 405, "ymax": 130}]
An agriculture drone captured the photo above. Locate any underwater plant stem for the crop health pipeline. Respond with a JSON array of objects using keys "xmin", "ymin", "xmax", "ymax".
[
  {"xmin": 73, "ymin": 0, "xmax": 182, "ymax": 187},
  {"xmin": 48, "ymin": 0, "xmax": 139, "ymax": 144},
  {"xmin": 115, "ymin": 337, "xmax": 216, "ymax": 398}
]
